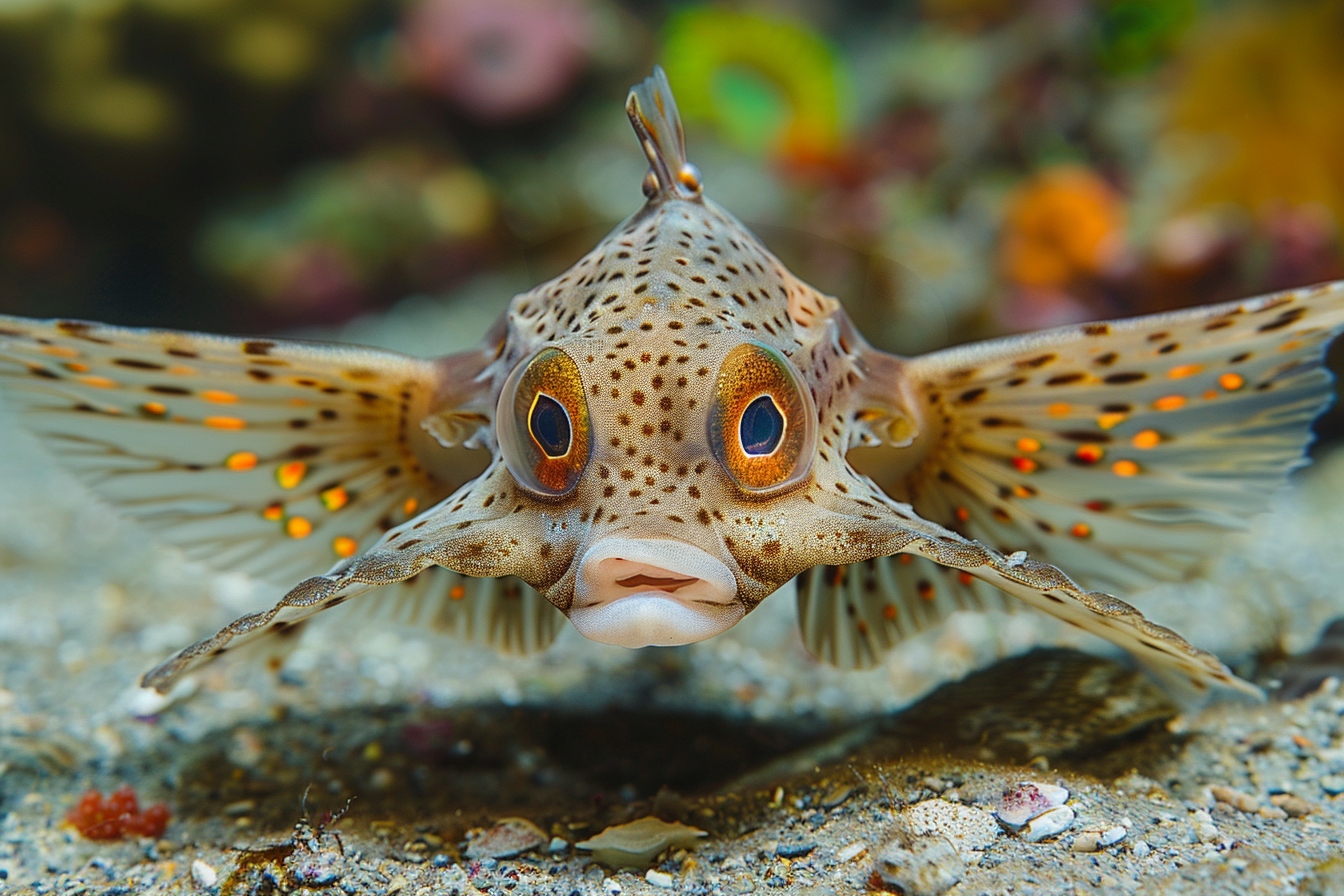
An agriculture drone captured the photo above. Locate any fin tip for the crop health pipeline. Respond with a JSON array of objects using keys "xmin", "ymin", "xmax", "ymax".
[{"xmin": 626, "ymin": 66, "xmax": 702, "ymax": 202}]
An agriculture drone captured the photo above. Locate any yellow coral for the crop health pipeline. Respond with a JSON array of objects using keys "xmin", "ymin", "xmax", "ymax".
[{"xmin": 1167, "ymin": 0, "xmax": 1344, "ymax": 224}]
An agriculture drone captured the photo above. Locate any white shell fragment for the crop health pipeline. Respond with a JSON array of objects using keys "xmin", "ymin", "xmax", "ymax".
[
  {"xmin": 900, "ymin": 799, "xmax": 1001, "ymax": 856},
  {"xmin": 645, "ymin": 870, "xmax": 675, "ymax": 888},
  {"xmin": 994, "ymin": 781, "xmax": 1070, "ymax": 831},
  {"xmin": 1021, "ymin": 806, "xmax": 1076, "ymax": 842},
  {"xmin": 465, "ymin": 817, "xmax": 548, "ymax": 859},
  {"xmin": 190, "ymin": 859, "xmax": 218, "ymax": 889},
  {"xmin": 873, "ymin": 832, "xmax": 963, "ymax": 896},
  {"xmin": 1099, "ymin": 826, "xmax": 1126, "ymax": 848},
  {"xmin": 575, "ymin": 817, "xmax": 707, "ymax": 868},
  {"xmin": 1070, "ymin": 825, "xmax": 1126, "ymax": 853}
]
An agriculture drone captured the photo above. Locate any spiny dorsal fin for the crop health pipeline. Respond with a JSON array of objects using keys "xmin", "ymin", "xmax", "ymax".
[{"xmin": 626, "ymin": 66, "xmax": 703, "ymax": 202}]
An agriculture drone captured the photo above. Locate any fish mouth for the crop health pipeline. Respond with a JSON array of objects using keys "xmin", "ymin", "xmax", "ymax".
[
  {"xmin": 613, "ymin": 573, "xmax": 698, "ymax": 591},
  {"xmin": 570, "ymin": 537, "xmax": 743, "ymax": 647}
]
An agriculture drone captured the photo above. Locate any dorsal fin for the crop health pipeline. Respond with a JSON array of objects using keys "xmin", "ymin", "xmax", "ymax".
[{"xmin": 626, "ymin": 66, "xmax": 703, "ymax": 202}]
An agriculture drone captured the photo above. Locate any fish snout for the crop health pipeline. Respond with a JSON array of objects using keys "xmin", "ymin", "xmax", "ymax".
[{"xmin": 570, "ymin": 537, "xmax": 743, "ymax": 647}]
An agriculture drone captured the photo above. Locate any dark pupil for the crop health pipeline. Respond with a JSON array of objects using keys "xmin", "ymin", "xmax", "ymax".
[
  {"xmin": 529, "ymin": 394, "xmax": 571, "ymax": 458},
  {"xmin": 739, "ymin": 395, "xmax": 784, "ymax": 456}
]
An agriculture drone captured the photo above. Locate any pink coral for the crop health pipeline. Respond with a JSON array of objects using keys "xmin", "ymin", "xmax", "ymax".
[{"xmin": 402, "ymin": 0, "xmax": 593, "ymax": 121}]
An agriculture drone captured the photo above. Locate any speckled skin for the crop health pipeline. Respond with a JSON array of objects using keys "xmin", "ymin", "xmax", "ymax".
[{"xmin": 1, "ymin": 70, "xmax": 1342, "ymax": 699}]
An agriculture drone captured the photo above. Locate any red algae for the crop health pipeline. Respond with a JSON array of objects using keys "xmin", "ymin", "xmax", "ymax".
[{"xmin": 65, "ymin": 786, "xmax": 170, "ymax": 840}]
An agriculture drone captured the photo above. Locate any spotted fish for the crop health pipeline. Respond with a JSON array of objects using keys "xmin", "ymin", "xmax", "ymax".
[{"xmin": 2, "ymin": 69, "xmax": 1342, "ymax": 702}]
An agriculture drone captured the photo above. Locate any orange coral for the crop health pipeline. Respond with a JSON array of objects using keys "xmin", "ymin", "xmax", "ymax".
[
  {"xmin": 65, "ymin": 786, "xmax": 170, "ymax": 840},
  {"xmin": 999, "ymin": 167, "xmax": 1126, "ymax": 288}
]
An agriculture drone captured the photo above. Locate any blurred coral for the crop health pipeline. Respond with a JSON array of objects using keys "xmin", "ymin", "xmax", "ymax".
[
  {"xmin": 661, "ymin": 8, "xmax": 849, "ymax": 170},
  {"xmin": 0, "ymin": 0, "xmax": 1340, "ymax": 342},
  {"xmin": 999, "ymin": 166, "xmax": 1126, "ymax": 289},
  {"xmin": 401, "ymin": 0, "xmax": 594, "ymax": 121},
  {"xmin": 1167, "ymin": 0, "xmax": 1344, "ymax": 229},
  {"xmin": 921, "ymin": 0, "xmax": 1023, "ymax": 32},
  {"xmin": 200, "ymin": 147, "xmax": 495, "ymax": 319},
  {"xmin": 3, "ymin": 204, "xmax": 71, "ymax": 272},
  {"xmin": 1094, "ymin": 0, "xmax": 1197, "ymax": 75}
]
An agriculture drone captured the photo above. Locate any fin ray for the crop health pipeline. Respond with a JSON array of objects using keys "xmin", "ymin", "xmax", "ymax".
[
  {"xmin": 0, "ymin": 316, "xmax": 491, "ymax": 583},
  {"xmin": 859, "ymin": 281, "xmax": 1344, "ymax": 592},
  {"xmin": 796, "ymin": 555, "xmax": 1009, "ymax": 670}
]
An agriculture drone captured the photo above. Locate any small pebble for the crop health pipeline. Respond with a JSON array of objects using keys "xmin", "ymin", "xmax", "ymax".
[
  {"xmin": 775, "ymin": 842, "xmax": 816, "ymax": 859},
  {"xmin": 1131, "ymin": 840, "xmax": 1151, "ymax": 859},
  {"xmin": 1319, "ymin": 775, "xmax": 1344, "ymax": 796},
  {"xmin": 645, "ymin": 870, "xmax": 674, "ymax": 888},
  {"xmin": 1270, "ymin": 794, "xmax": 1315, "ymax": 817},
  {"xmin": 549, "ymin": 836, "xmax": 569, "ymax": 853},
  {"xmin": 1191, "ymin": 809, "xmax": 1221, "ymax": 844},
  {"xmin": 1258, "ymin": 805, "xmax": 1289, "ymax": 820},
  {"xmin": 1070, "ymin": 826, "xmax": 1125, "ymax": 853},
  {"xmin": 1071, "ymin": 832, "xmax": 1101, "ymax": 853},
  {"xmin": 465, "ymin": 817, "xmax": 547, "ymax": 859},
  {"xmin": 873, "ymin": 832, "xmax": 962, "ymax": 896},
  {"xmin": 190, "ymin": 859, "xmax": 217, "ymax": 888},
  {"xmin": 1210, "ymin": 785, "xmax": 1260, "ymax": 814},
  {"xmin": 821, "ymin": 785, "xmax": 855, "ymax": 808},
  {"xmin": 836, "ymin": 842, "xmax": 867, "ymax": 862},
  {"xmin": 1098, "ymin": 826, "xmax": 1127, "ymax": 848},
  {"xmin": 1021, "ymin": 806, "xmax": 1075, "ymax": 842}
]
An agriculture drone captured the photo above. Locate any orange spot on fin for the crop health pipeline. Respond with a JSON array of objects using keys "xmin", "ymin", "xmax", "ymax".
[
  {"xmin": 1153, "ymin": 395, "xmax": 1186, "ymax": 411},
  {"xmin": 226, "ymin": 451, "xmax": 258, "ymax": 471},
  {"xmin": 320, "ymin": 486, "xmax": 349, "ymax": 511},
  {"xmin": 1112, "ymin": 459, "xmax": 1140, "ymax": 477},
  {"xmin": 276, "ymin": 461, "xmax": 307, "ymax": 490}
]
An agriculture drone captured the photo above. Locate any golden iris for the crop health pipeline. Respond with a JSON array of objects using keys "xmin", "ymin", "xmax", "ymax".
[
  {"xmin": 708, "ymin": 342, "xmax": 815, "ymax": 492},
  {"xmin": 498, "ymin": 348, "xmax": 591, "ymax": 495}
]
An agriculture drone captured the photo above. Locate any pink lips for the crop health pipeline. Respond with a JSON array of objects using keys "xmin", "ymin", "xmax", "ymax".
[{"xmin": 569, "ymin": 537, "xmax": 742, "ymax": 647}]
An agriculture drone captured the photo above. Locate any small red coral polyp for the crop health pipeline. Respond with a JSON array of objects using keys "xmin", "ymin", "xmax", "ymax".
[{"xmin": 65, "ymin": 786, "xmax": 170, "ymax": 840}]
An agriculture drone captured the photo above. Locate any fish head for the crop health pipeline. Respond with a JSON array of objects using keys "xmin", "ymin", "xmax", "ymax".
[{"xmin": 433, "ymin": 71, "xmax": 900, "ymax": 648}]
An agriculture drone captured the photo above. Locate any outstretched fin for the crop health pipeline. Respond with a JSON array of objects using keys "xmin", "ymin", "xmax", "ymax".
[
  {"xmin": 852, "ymin": 280, "xmax": 1344, "ymax": 594},
  {"xmin": 0, "ymin": 316, "xmax": 495, "ymax": 585},
  {"xmin": 359, "ymin": 568, "xmax": 564, "ymax": 656},
  {"xmin": 796, "ymin": 554, "xmax": 1010, "ymax": 670}
]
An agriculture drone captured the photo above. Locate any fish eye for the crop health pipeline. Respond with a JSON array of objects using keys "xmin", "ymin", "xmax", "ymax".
[
  {"xmin": 739, "ymin": 395, "xmax": 785, "ymax": 456},
  {"xmin": 708, "ymin": 342, "xmax": 815, "ymax": 493},
  {"xmin": 529, "ymin": 393, "xmax": 572, "ymax": 458},
  {"xmin": 498, "ymin": 348, "xmax": 591, "ymax": 496}
]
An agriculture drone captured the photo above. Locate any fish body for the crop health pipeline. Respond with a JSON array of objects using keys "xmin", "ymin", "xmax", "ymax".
[{"xmin": 2, "ymin": 69, "xmax": 1343, "ymax": 700}]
